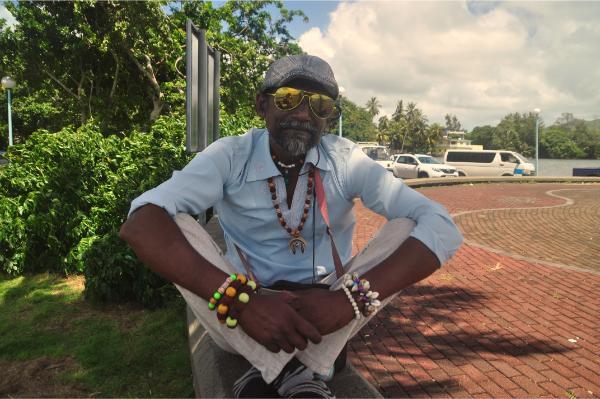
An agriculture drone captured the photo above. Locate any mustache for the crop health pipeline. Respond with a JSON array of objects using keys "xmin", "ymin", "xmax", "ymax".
[{"xmin": 279, "ymin": 120, "xmax": 318, "ymax": 134}]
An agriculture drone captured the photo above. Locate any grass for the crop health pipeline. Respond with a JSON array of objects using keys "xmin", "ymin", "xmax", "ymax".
[{"xmin": 0, "ymin": 272, "xmax": 194, "ymax": 397}]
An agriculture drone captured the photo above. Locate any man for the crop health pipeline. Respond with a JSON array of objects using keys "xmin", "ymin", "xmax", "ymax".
[{"xmin": 120, "ymin": 54, "xmax": 462, "ymax": 398}]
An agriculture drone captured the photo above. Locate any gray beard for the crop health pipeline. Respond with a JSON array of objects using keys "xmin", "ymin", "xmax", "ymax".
[{"xmin": 274, "ymin": 120, "xmax": 321, "ymax": 157}]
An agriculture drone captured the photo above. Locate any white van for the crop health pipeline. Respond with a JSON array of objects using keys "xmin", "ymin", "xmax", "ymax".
[
  {"xmin": 357, "ymin": 142, "xmax": 394, "ymax": 170},
  {"xmin": 443, "ymin": 150, "xmax": 535, "ymax": 176}
]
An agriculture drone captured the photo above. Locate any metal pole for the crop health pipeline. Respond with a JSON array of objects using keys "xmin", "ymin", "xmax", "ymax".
[
  {"xmin": 7, "ymin": 88, "xmax": 13, "ymax": 147},
  {"xmin": 535, "ymin": 116, "xmax": 539, "ymax": 176},
  {"xmin": 338, "ymin": 112, "xmax": 342, "ymax": 137}
]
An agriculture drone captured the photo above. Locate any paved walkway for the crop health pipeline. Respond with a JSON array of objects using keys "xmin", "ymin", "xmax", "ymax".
[{"xmin": 350, "ymin": 183, "xmax": 600, "ymax": 398}]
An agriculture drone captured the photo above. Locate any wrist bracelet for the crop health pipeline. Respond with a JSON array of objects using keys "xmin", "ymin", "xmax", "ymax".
[
  {"xmin": 341, "ymin": 285, "xmax": 361, "ymax": 320},
  {"xmin": 209, "ymin": 273, "xmax": 258, "ymax": 329},
  {"xmin": 343, "ymin": 273, "xmax": 381, "ymax": 316}
]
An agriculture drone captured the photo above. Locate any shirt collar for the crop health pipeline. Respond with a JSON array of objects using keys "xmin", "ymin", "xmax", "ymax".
[{"xmin": 246, "ymin": 129, "xmax": 330, "ymax": 182}]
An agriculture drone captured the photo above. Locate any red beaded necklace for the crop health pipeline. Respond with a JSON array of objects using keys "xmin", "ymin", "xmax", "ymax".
[{"xmin": 267, "ymin": 165, "xmax": 314, "ymax": 254}]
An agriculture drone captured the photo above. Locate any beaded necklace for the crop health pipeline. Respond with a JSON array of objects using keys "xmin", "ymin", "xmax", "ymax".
[
  {"xmin": 267, "ymin": 165, "xmax": 314, "ymax": 254},
  {"xmin": 271, "ymin": 155, "xmax": 303, "ymax": 186}
]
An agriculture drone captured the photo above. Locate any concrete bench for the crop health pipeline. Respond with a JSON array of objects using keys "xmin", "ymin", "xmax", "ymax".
[
  {"xmin": 185, "ymin": 216, "xmax": 382, "ymax": 398},
  {"xmin": 186, "ymin": 305, "xmax": 383, "ymax": 398}
]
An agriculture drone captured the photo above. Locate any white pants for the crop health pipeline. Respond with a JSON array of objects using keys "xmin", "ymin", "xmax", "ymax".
[{"xmin": 174, "ymin": 213, "xmax": 415, "ymax": 384}]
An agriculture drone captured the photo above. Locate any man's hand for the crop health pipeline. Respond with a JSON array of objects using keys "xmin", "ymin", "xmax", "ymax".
[
  {"xmin": 288, "ymin": 289, "xmax": 356, "ymax": 335},
  {"xmin": 238, "ymin": 292, "xmax": 322, "ymax": 353}
]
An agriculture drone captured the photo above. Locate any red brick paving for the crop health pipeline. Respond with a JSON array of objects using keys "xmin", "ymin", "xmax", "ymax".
[{"xmin": 350, "ymin": 183, "xmax": 600, "ymax": 398}]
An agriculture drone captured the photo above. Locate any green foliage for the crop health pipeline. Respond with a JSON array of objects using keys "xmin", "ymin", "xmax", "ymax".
[
  {"xmin": 469, "ymin": 125, "xmax": 496, "ymax": 149},
  {"xmin": 0, "ymin": 116, "xmax": 191, "ymax": 306},
  {"xmin": 540, "ymin": 127, "xmax": 585, "ymax": 159},
  {"xmin": 0, "ymin": 0, "xmax": 306, "ymax": 142},
  {"xmin": 337, "ymin": 97, "xmax": 378, "ymax": 142},
  {"xmin": 470, "ymin": 112, "xmax": 599, "ymax": 159},
  {"xmin": 444, "ymin": 114, "xmax": 462, "ymax": 131},
  {"xmin": 219, "ymin": 107, "xmax": 264, "ymax": 138}
]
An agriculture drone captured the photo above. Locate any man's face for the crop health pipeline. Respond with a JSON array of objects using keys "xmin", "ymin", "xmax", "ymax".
[{"xmin": 256, "ymin": 79, "xmax": 331, "ymax": 158}]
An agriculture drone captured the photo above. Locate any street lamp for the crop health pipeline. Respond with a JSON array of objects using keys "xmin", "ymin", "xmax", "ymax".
[
  {"xmin": 1, "ymin": 76, "xmax": 16, "ymax": 147},
  {"xmin": 533, "ymin": 108, "xmax": 540, "ymax": 176},
  {"xmin": 338, "ymin": 86, "xmax": 346, "ymax": 137}
]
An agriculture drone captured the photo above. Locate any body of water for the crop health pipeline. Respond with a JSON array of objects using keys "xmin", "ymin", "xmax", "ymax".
[{"xmin": 537, "ymin": 158, "xmax": 600, "ymax": 177}]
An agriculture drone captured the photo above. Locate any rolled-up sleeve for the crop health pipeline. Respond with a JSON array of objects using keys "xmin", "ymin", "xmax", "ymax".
[
  {"xmin": 345, "ymin": 148, "xmax": 463, "ymax": 264},
  {"xmin": 128, "ymin": 139, "xmax": 233, "ymax": 218}
]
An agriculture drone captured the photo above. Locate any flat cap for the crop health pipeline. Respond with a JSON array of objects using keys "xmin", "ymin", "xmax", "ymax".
[{"xmin": 261, "ymin": 54, "xmax": 339, "ymax": 98}]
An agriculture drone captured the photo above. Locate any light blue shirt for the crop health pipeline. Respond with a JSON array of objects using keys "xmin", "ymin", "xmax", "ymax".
[{"xmin": 129, "ymin": 128, "xmax": 463, "ymax": 286}]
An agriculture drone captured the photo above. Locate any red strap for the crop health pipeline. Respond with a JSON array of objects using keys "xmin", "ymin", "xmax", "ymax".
[
  {"xmin": 235, "ymin": 170, "xmax": 345, "ymax": 283},
  {"xmin": 314, "ymin": 170, "xmax": 345, "ymax": 279},
  {"xmin": 314, "ymin": 170, "xmax": 331, "ymax": 227}
]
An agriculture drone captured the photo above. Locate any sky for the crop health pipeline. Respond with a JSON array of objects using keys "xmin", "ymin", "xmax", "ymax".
[
  {"xmin": 2, "ymin": 1, "xmax": 599, "ymax": 131},
  {"xmin": 283, "ymin": 0, "xmax": 600, "ymax": 130}
]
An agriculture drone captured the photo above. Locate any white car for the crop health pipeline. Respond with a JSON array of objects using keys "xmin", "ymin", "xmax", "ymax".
[
  {"xmin": 392, "ymin": 154, "xmax": 458, "ymax": 179},
  {"xmin": 358, "ymin": 143, "xmax": 394, "ymax": 171}
]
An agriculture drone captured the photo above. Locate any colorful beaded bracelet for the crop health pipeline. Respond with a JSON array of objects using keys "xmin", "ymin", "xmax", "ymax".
[
  {"xmin": 209, "ymin": 273, "xmax": 258, "ymax": 329},
  {"xmin": 343, "ymin": 273, "xmax": 381, "ymax": 316}
]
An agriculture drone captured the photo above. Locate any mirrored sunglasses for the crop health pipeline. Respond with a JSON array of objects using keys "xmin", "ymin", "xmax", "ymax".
[{"xmin": 266, "ymin": 87, "xmax": 338, "ymax": 119}]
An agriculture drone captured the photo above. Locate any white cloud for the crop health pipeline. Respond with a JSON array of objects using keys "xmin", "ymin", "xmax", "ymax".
[
  {"xmin": 0, "ymin": 2, "xmax": 16, "ymax": 28},
  {"xmin": 299, "ymin": 1, "xmax": 600, "ymax": 130}
]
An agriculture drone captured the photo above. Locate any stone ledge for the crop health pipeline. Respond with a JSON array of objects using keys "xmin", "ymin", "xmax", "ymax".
[
  {"xmin": 402, "ymin": 175, "xmax": 600, "ymax": 188},
  {"xmin": 186, "ymin": 305, "xmax": 383, "ymax": 398}
]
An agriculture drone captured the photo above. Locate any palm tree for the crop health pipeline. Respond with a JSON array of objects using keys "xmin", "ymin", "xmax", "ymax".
[
  {"xmin": 365, "ymin": 97, "xmax": 381, "ymax": 119},
  {"xmin": 392, "ymin": 100, "xmax": 404, "ymax": 122}
]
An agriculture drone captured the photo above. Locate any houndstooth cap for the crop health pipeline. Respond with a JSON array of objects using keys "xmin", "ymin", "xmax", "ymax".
[{"xmin": 261, "ymin": 54, "xmax": 339, "ymax": 98}]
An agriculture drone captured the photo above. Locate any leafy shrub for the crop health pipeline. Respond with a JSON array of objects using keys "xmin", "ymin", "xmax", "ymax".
[
  {"xmin": 0, "ymin": 110, "xmax": 259, "ymax": 307},
  {"xmin": 0, "ymin": 116, "xmax": 189, "ymax": 306}
]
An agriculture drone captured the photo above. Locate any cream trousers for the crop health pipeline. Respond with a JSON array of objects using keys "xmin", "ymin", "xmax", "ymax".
[{"xmin": 174, "ymin": 213, "xmax": 415, "ymax": 384}]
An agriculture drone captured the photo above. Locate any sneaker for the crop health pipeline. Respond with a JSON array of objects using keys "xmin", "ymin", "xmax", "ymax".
[
  {"xmin": 273, "ymin": 358, "xmax": 335, "ymax": 399},
  {"xmin": 233, "ymin": 366, "xmax": 279, "ymax": 398},
  {"xmin": 284, "ymin": 379, "xmax": 335, "ymax": 398}
]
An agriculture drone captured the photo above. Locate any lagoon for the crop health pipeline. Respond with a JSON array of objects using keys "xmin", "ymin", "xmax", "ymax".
[{"xmin": 537, "ymin": 158, "xmax": 600, "ymax": 177}]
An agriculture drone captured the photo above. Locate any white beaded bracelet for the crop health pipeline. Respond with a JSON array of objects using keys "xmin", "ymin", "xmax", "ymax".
[{"xmin": 341, "ymin": 285, "xmax": 361, "ymax": 320}]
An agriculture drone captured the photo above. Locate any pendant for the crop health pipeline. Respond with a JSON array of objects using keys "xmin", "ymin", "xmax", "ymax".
[{"xmin": 289, "ymin": 235, "xmax": 307, "ymax": 254}]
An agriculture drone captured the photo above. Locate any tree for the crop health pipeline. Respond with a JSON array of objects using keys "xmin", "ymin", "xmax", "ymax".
[
  {"xmin": 424, "ymin": 123, "xmax": 445, "ymax": 155},
  {"xmin": 337, "ymin": 97, "xmax": 378, "ymax": 142},
  {"xmin": 392, "ymin": 100, "xmax": 404, "ymax": 122},
  {"xmin": 376, "ymin": 115, "xmax": 390, "ymax": 145},
  {"xmin": 553, "ymin": 115, "xmax": 600, "ymax": 159},
  {"xmin": 469, "ymin": 125, "xmax": 496, "ymax": 149},
  {"xmin": 444, "ymin": 113, "xmax": 462, "ymax": 132},
  {"xmin": 540, "ymin": 127, "xmax": 585, "ymax": 159},
  {"xmin": 401, "ymin": 102, "xmax": 427, "ymax": 153},
  {"xmin": 0, "ymin": 1, "xmax": 307, "ymax": 140},
  {"xmin": 365, "ymin": 96, "xmax": 381, "ymax": 120}
]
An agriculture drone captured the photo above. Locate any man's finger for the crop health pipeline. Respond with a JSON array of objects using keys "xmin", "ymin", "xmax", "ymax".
[
  {"xmin": 277, "ymin": 338, "xmax": 295, "ymax": 354},
  {"xmin": 286, "ymin": 329, "xmax": 309, "ymax": 351},
  {"xmin": 292, "ymin": 312, "xmax": 322, "ymax": 344},
  {"xmin": 266, "ymin": 343, "xmax": 280, "ymax": 353}
]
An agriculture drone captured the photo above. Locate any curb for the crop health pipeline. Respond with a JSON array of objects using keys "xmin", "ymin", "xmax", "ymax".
[{"xmin": 403, "ymin": 175, "xmax": 600, "ymax": 188}]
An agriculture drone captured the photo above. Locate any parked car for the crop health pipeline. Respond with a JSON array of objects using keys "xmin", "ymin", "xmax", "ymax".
[
  {"xmin": 357, "ymin": 142, "xmax": 394, "ymax": 171},
  {"xmin": 443, "ymin": 149, "xmax": 535, "ymax": 176},
  {"xmin": 0, "ymin": 151, "xmax": 7, "ymax": 166},
  {"xmin": 392, "ymin": 154, "xmax": 458, "ymax": 178}
]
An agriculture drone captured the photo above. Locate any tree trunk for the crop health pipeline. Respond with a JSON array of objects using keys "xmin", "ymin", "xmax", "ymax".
[{"xmin": 127, "ymin": 49, "xmax": 164, "ymax": 122}]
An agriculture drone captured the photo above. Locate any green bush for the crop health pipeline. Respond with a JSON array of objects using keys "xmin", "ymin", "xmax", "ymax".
[
  {"xmin": 1, "ymin": 111, "xmax": 259, "ymax": 307},
  {"xmin": 0, "ymin": 115, "xmax": 190, "ymax": 306}
]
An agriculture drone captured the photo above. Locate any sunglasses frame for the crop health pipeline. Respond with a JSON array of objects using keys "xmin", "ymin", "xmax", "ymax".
[{"xmin": 266, "ymin": 87, "xmax": 338, "ymax": 120}]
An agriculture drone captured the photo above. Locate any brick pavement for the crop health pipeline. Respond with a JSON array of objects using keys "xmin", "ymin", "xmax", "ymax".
[{"xmin": 350, "ymin": 183, "xmax": 600, "ymax": 398}]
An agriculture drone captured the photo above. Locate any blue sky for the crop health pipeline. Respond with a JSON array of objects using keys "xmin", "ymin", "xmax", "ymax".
[
  {"xmin": 279, "ymin": 1, "xmax": 340, "ymax": 40},
  {"xmin": 292, "ymin": 1, "xmax": 600, "ymax": 129}
]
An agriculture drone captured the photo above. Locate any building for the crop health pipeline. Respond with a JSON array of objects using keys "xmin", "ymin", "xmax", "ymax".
[{"xmin": 443, "ymin": 131, "xmax": 483, "ymax": 151}]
